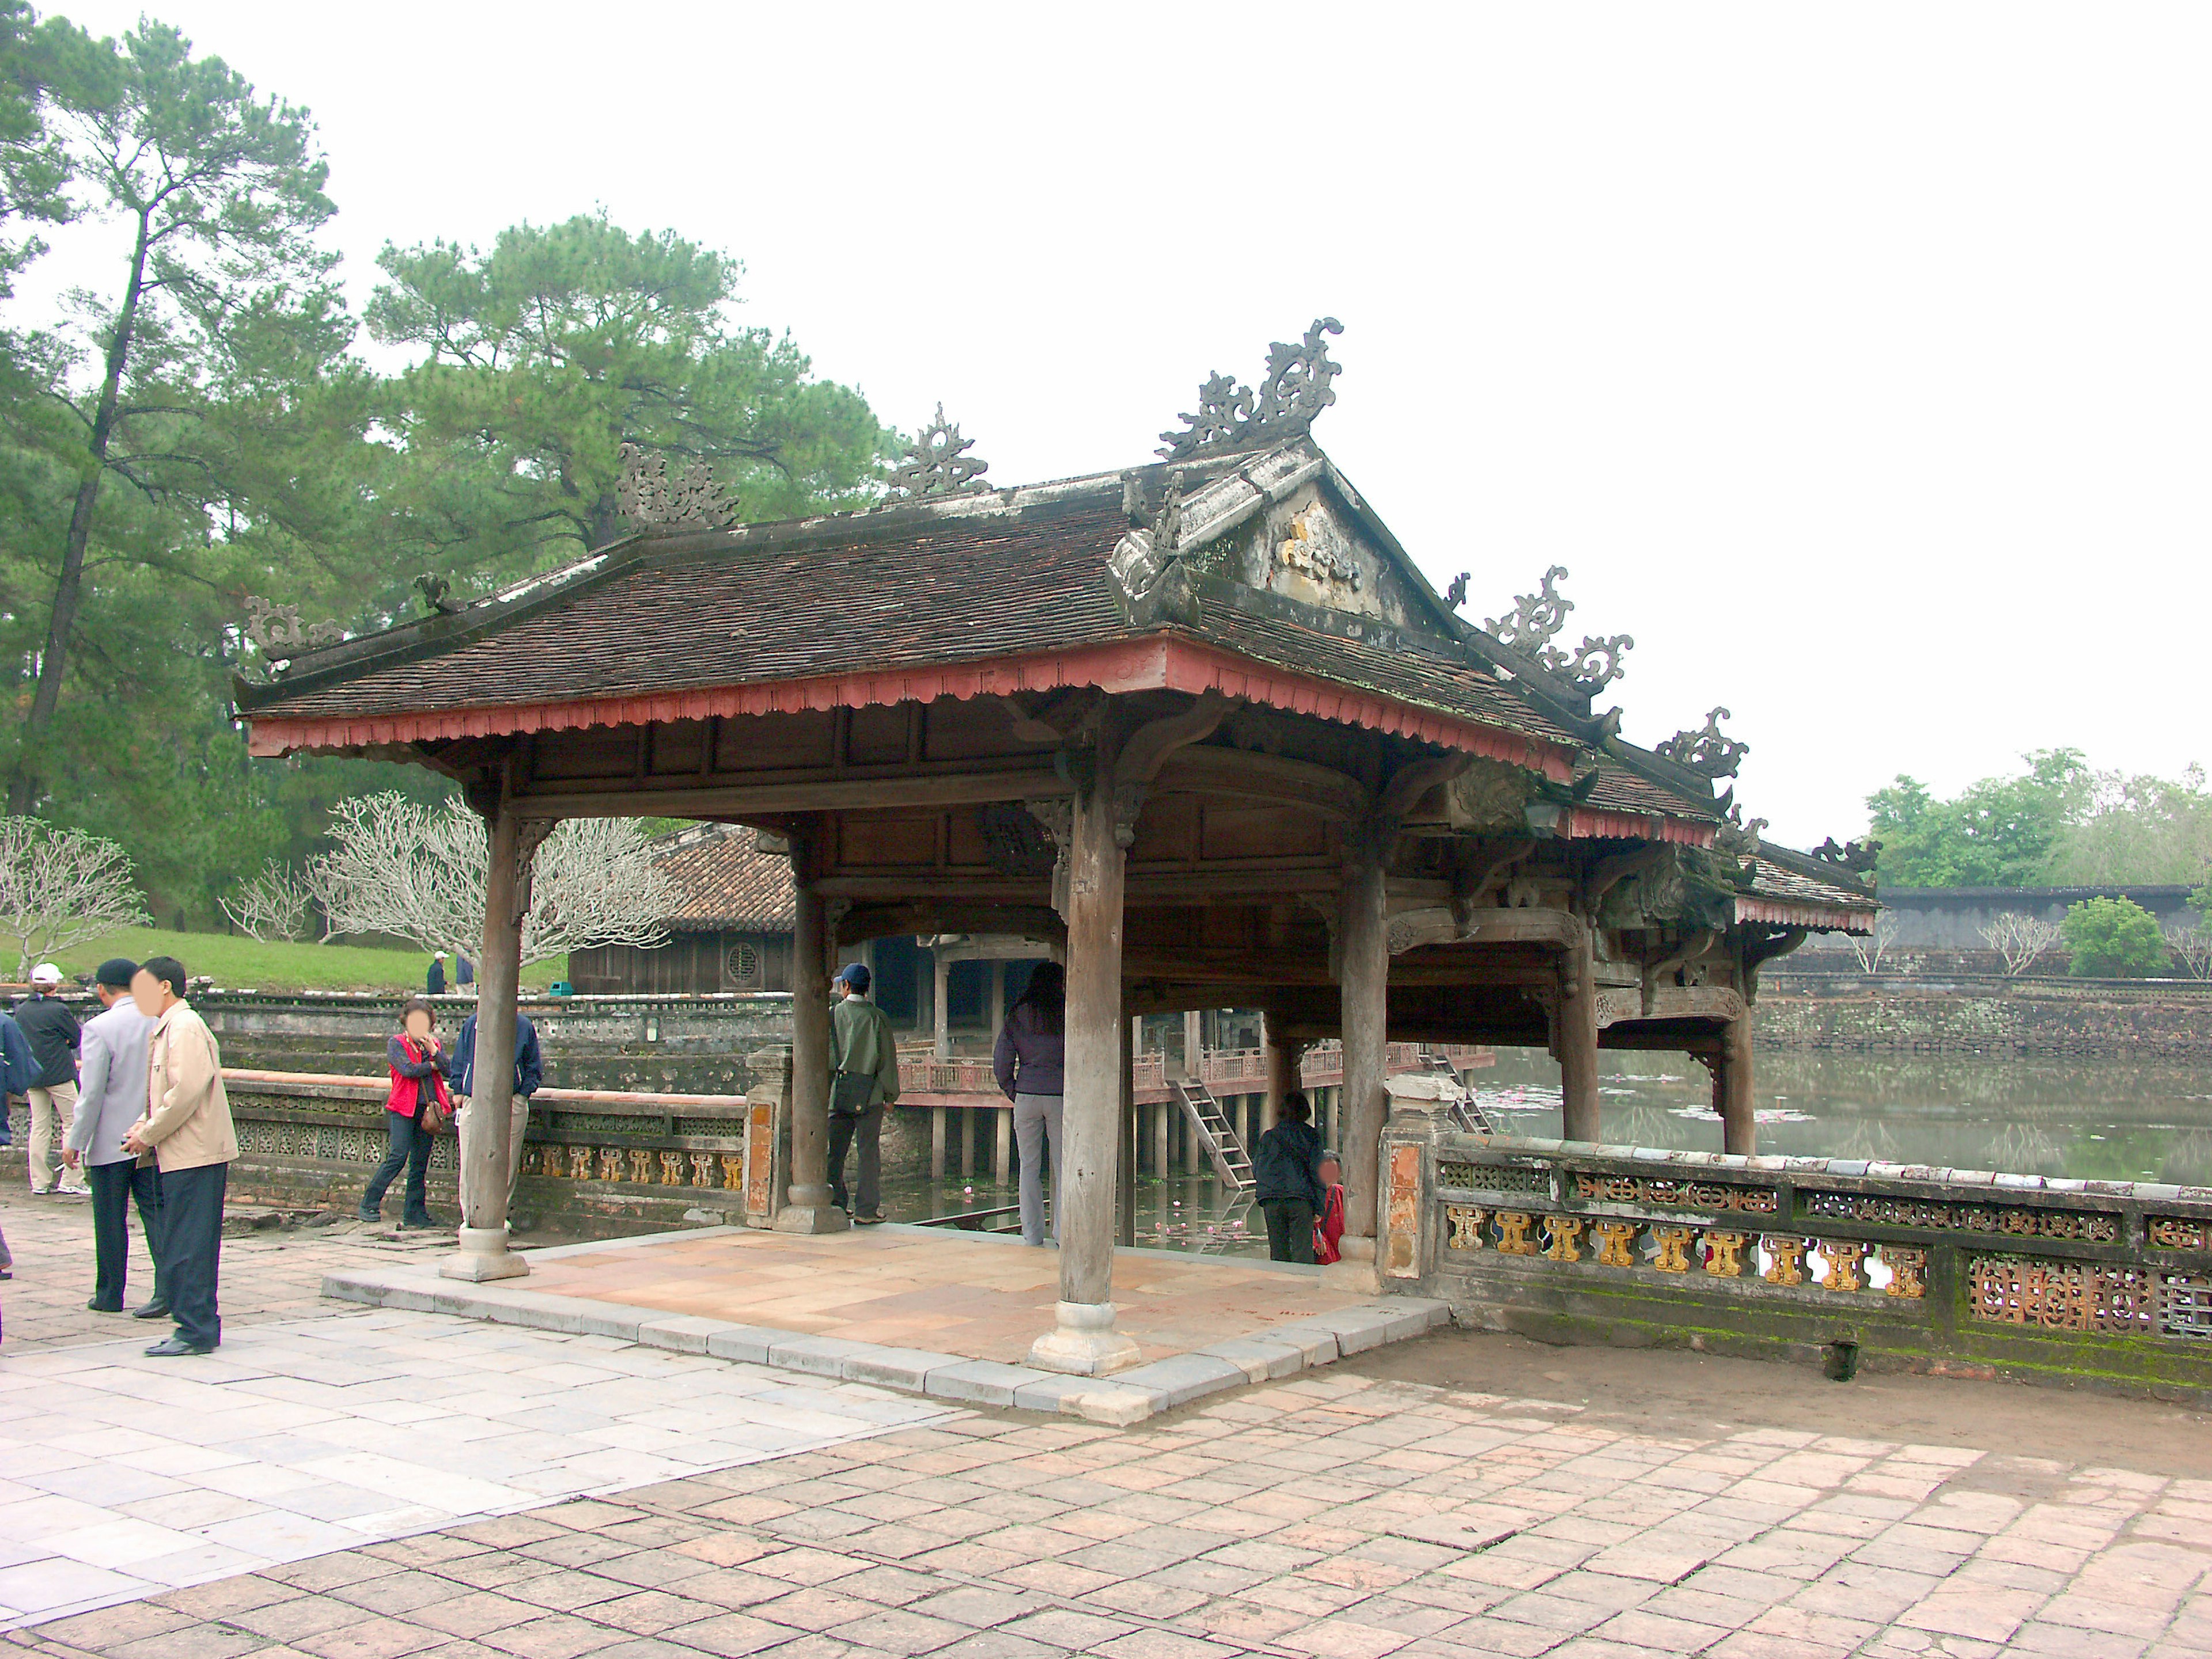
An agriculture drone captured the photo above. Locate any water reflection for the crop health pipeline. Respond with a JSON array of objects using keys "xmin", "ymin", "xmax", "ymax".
[
  {"xmin": 1475, "ymin": 1049, "xmax": 2212, "ymax": 1187},
  {"xmin": 874, "ymin": 1172, "xmax": 1270, "ymax": 1257},
  {"xmin": 870, "ymin": 1050, "xmax": 2212, "ymax": 1261}
]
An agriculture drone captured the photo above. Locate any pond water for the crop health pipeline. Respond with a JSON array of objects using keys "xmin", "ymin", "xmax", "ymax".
[{"xmin": 872, "ymin": 1050, "xmax": 2212, "ymax": 1260}]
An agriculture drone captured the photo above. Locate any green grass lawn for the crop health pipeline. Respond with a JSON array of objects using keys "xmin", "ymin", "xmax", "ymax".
[{"xmin": 33, "ymin": 928, "xmax": 569, "ymax": 995}]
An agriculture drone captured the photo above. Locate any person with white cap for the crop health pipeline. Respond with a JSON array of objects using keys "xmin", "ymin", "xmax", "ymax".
[{"xmin": 16, "ymin": 963, "xmax": 84, "ymax": 1196}]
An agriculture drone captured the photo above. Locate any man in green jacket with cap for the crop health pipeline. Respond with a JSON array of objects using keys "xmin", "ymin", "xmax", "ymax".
[{"xmin": 827, "ymin": 964, "xmax": 900, "ymax": 1224}]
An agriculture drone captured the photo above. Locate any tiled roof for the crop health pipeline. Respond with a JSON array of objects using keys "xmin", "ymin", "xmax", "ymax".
[
  {"xmin": 251, "ymin": 498, "xmax": 1137, "ymax": 722},
  {"xmin": 653, "ymin": 826, "xmax": 794, "ymax": 931},
  {"xmin": 1748, "ymin": 855, "xmax": 1879, "ymax": 915}
]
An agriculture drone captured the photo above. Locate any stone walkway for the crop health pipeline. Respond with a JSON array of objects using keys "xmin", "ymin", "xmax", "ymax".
[
  {"xmin": 514, "ymin": 1226, "xmax": 1368, "ymax": 1366},
  {"xmin": 5, "ymin": 1199, "xmax": 2210, "ymax": 1656}
]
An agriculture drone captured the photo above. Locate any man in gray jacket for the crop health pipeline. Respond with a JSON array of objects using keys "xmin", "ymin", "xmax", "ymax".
[{"xmin": 63, "ymin": 959, "xmax": 164, "ymax": 1316}]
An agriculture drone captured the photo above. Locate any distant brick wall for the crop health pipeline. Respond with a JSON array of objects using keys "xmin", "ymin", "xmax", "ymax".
[{"xmin": 1756, "ymin": 980, "xmax": 2212, "ymax": 1058}]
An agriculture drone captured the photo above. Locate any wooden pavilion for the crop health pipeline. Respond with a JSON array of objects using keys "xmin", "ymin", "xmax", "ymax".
[{"xmin": 235, "ymin": 322, "xmax": 1876, "ymax": 1374}]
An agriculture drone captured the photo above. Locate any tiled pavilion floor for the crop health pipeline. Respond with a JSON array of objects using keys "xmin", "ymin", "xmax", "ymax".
[{"xmin": 516, "ymin": 1226, "xmax": 1375, "ymax": 1366}]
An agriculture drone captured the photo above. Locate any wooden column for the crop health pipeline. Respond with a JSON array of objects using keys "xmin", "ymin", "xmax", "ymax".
[
  {"xmin": 1153, "ymin": 1094, "xmax": 1169, "ymax": 1178},
  {"xmin": 1182, "ymin": 1009, "xmax": 1203, "ymax": 1081},
  {"xmin": 1558, "ymin": 930, "xmax": 1601, "ymax": 1143},
  {"xmin": 775, "ymin": 855, "xmax": 847, "ymax": 1233},
  {"xmin": 933, "ymin": 951, "xmax": 952, "ymax": 1058},
  {"xmin": 1118, "ymin": 1009, "xmax": 1137, "ymax": 1248},
  {"xmin": 930, "ymin": 1105, "xmax": 946, "ymax": 1180},
  {"xmin": 442, "ymin": 794, "xmax": 533, "ymax": 1282},
  {"xmin": 1263, "ymin": 1017, "xmax": 1294, "ymax": 1133},
  {"xmin": 1338, "ymin": 855, "xmax": 1389, "ymax": 1242},
  {"xmin": 1027, "ymin": 756, "xmax": 1139, "ymax": 1376},
  {"xmin": 994, "ymin": 1105, "xmax": 1012, "ymax": 1183},
  {"xmin": 960, "ymin": 1108, "xmax": 975, "ymax": 1178},
  {"xmin": 989, "ymin": 960, "xmax": 1007, "ymax": 1045},
  {"xmin": 1719, "ymin": 1013, "xmax": 1756, "ymax": 1155}
]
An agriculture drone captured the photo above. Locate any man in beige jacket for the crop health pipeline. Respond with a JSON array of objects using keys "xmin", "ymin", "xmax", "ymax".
[{"xmin": 122, "ymin": 956, "xmax": 235, "ymax": 1356}]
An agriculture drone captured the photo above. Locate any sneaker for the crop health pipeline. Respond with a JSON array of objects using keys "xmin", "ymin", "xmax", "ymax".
[
  {"xmin": 58, "ymin": 1183, "xmax": 89, "ymax": 1196},
  {"xmin": 854, "ymin": 1213, "xmax": 888, "ymax": 1226}
]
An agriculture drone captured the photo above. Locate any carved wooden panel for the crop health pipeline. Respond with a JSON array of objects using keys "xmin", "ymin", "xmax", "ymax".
[
  {"xmin": 838, "ymin": 812, "xmax": 940, "ymax": 869},
  {"xmin": 922, "ymin": 696, "xmax": 1025, "ymax": 762},
  {"xmin": 533, "ymin": 725, "xmax": 639, "ymax": 781},
  {"xmin": 1127, "ymin": 794, "xmax": 1200, "ymax": 863},
  {"xmin": 717, "ymin": 709, "xmax": 834, "ymax": 771},
  {"xmin": 846, "ymin": 703, "xmax": 911, "ymax": 766},
  {"xmin": 1201, "ymin": 803, "xmax": 1327, "ymax": 861},
  {"xmin": 647, "ymin": 718, "xmax": 709, "ymax": 776}
]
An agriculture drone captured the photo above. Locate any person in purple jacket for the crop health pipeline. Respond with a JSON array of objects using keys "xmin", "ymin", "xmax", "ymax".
[{"xmin": 993, "ymin": 962, "xmax": 1065, "ymax": 1246}]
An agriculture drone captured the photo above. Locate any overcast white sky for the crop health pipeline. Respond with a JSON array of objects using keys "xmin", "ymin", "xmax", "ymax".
[{"xmin": 29, "ymin": 3, "xmax": 2212, "ymax": 849}]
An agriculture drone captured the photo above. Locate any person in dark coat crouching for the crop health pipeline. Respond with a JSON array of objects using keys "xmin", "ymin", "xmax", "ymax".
[{"xmin": 1252, "ymin": 1090, "xmax": 1326, "ymax": 1263}]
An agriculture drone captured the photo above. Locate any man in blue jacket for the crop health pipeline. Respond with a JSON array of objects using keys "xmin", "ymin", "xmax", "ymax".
[{"xmin": 451, "ymin": 1009, "xmax": 542, "ymax": 1211}]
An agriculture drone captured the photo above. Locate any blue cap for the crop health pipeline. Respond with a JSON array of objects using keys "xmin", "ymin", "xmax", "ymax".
[{"xmin": 835, "ymin": 963, "xmax": 871, "ymax": 993}]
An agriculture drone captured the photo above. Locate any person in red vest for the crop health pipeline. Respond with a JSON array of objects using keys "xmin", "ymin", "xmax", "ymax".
[
  {"xmin": 360, "ymin": 998, "xmax": 452, "ymax": 1230},
  {"xmin": 1313, "ymin": 1150, "xmax": 1347, "ymax": 1266}
]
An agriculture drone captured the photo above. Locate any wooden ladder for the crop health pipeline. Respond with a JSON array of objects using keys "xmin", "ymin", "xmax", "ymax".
[
  {"xmin": 1173, "ymin": 1078, "xmax": 1256, "ymax": 1190},
  {"xmin": 1421, "ymin": 1049, "xmax": 1498, "ymax": 1134}
]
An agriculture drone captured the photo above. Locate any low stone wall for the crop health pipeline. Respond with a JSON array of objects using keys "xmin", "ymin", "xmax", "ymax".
[
  {"xmin": 1378, "ymin": 1114, "xmax": 2212, "ymax": 1402},
  {"xmin": 197, "ymin": 991, "xmax": 794, "ymax": 1096},
  {"xmin": 1756, "ymin": 974, "xmax": 2212, "ymax": 1058}
]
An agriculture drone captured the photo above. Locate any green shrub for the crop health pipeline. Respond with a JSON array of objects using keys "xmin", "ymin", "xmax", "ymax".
[{"xmin": 2061, "ymin": 897, "xmax": 2171, "ymax": 978}]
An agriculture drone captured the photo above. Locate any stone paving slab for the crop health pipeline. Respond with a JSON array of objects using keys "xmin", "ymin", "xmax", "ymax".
[
  {"xmin": 0, "ymin": 1306, "xmax": 954, "ymax": 1631},
  {"xmin": 321, "ymin": 1226, "xmax": 1450, "ymax": 1424},
  {"xmin": 12, "ymin": 1370, "xmax": 2207, "ymax": 1659}
]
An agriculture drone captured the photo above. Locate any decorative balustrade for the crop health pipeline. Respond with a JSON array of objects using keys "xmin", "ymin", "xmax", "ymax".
[
  {"xmin": 215, "ymin": 1070, "xmax": 753, "ymax": 1228},
  {"xmin": 1381, "ymin": 1115, "xmax": 2212, "ymax": 1393}
]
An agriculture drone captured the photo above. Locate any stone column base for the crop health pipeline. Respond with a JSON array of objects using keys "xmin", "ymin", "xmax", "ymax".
[
  {"xmin": 1322, "ymin": 1233, "xmax": 1381, "ymax": 1292},
  {"xmin": 439, "ymin": 1225, "xmax": 529, "ymax": 1282},
  {"xmin": 1027, "ymin": 1299, "xmax": 1143, "ymax": 1376},
  {"xmin": 774, "ymin": 1190, "xmax": 851, "ymax": 1235}
]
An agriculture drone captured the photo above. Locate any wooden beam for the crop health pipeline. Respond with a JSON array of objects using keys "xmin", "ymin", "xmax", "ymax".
[
  {"xmin": 513, "ymin": 767, "xmax": 1067, "ymax": 819},
  {"xmin": 1153, "ymin": 745, "xmax": 1368, "ymax": 821}
]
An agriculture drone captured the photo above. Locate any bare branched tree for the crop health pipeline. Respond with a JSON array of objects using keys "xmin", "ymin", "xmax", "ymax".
[
  {"xmin": 221, "ymin": 860, "xmax": 316, "ymax": 942},
  {"xmin": 0, "ymin": 817, "xmax": 150, "ymax": 979},
  {"xmin": 1847, "ymin": 913, "xmax": 1901, "ymax": 974},
  {"xmin": 2170, "ymin": 924, "xmax": 2212, "ymax": 982},
  {"xmin": 308, "ymin": 793, "xmax": 676, "ymax": 967},
  {"xmin": 1979, "ymin": 911, "xmax": 2062, "ymax": 977}
]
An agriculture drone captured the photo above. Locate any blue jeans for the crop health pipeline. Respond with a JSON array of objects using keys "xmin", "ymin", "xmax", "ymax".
[{"xmin": 361, "ymin": 1111, "xmax": 434, "ymax": 1222}]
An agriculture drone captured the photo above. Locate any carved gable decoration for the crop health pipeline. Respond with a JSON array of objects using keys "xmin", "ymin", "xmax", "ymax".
[
  {"xmin": 1158, "ymin": 318, "xmax": 1343, "ymax": 460},
  {"xmin": 1274, "ymin": 502, "xmax": 1362, "ymax": 593},
  {"xmin": 1444, "ymin": 759, "xmax": 1536, "ymax": 833}
]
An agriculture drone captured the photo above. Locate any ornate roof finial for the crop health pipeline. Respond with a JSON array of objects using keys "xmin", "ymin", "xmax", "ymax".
[
  {"xmin": 1482, "ymin": 565, "xmax": 1634, "ymax": 692},
  {"xmin": 1484, "ymin": 565, "xmax": 1574, "ymax": 652},
  {"xmin": 1811, "ymin": 836, "xmax": 1881, "ymax": 875},
  {"xmin": 886, "ymin": 404, "xmax": 990, "ymax": 501},
  {"xmin": 1157, "ymin": 318, "xmax": 1344, "ymax": 460},
  {"xmin": 616, "ymin": 442, "xmax": 741, "ymax": 530},
  {"xmin": 1657, "ymin": 707, "xmax": 1749, "ymax": 778},
  {"xmin": 242, "ymin": 594, "xmax": 343, "ymax": 653}
]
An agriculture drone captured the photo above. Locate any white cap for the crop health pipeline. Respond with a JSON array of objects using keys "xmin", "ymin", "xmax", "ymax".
[{"xmin": 29, "ymin": 963, "xmax": 62, "ymax": 985}]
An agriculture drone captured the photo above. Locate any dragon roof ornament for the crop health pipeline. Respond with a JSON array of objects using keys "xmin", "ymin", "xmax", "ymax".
[
  {"xmin": 616, "ymin": 442, "xmax": 741, "ymax": 530},
  {"xmin": 1657, "ymin": 707, "xmax": 1749, "ymax": 779},
  {"xmin": 1158, "ymin": 317, "xmax": 1344, "ymax": 460},
  {"xmin": 887, "ymin": 404, "xmax": 990, "ymax": 500},
  {"xmin": 1482, "ymin": 565, "xmax": 1634, "ymax": 692},
  {"xmin": 1810, "ymin": 836, "xmax": 1882, "ymax": 876}
]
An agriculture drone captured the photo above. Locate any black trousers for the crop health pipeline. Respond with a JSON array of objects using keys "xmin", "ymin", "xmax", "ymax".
[
  {"xmin": 157, "ymin": 1162, "xmax": 226, "ymax": 1349},
  {"xmin": 361, "ymin": 1111, "xmax": 434, "ymax": 1222},
  {"xmin": 86, "ymin": 1159, "xmax": 166, "ymax": 1312},
  {"xmin": 1262, "ymin": 1197, "xmax": 1317, "ymax": 1264},
  {"xmin": 827, "ymin": 1105, "xmax": 883, "ymax": 1217}
]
